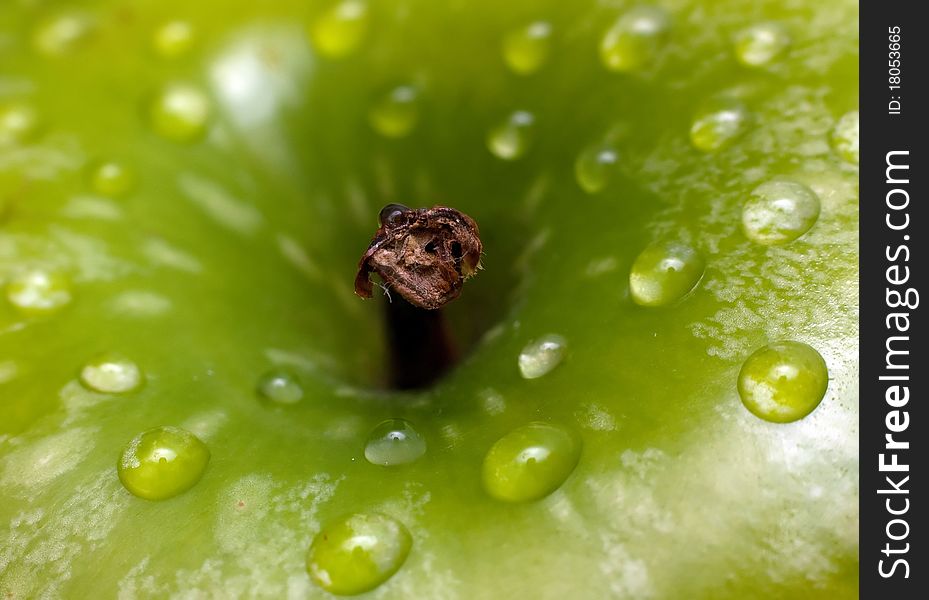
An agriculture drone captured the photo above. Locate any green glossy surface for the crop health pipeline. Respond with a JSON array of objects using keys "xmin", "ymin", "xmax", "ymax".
[{"xmin": 0, "ymin": 0, "xmax": 858, "ymax": 597}]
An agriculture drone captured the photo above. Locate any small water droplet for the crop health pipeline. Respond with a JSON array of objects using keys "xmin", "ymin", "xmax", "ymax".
[
  {"xmin": 0, "ymin": 103, "xmax": 41, "ymax": 144},
  {"xmin": 733, "ymin": 22, "xmax": 790, "ymax": 67},
  {"xmin": 629, "ymin": 241, "xmax": 704, "ymax": 307},
  {"xmin": 690, "ymin": 98, "xmax": 751, "ymax": 152},
  {"xmin": 117, "ymin": 426, "xmax": 210, "ymax": 500},
  {"xmin": 487, "ymin": 110, "xmax": 535, "ymax": 160},
  {"xmin": 89, "ymin": 160, "xmax": 135, "ymax": 197},
  {"xmin": 368, "ymin": 85, "xmax": 419, "ymax": 138},
  {"xmin": 599, "ymin": 6, "xmax": 671, "ymax": 73},
  {"xmin": 575, "ymin": 143, "xmax": 620, "ymax": 194},
  {"xmin": 256, "ymin": 369, "xmax": 304, "ymax": 405},
  {"xmin": 153, "ymin": 21, "xmax": 196, "ymax": 58},
  {"xmin": 482, "ymin": 423, "xmax": 581, "ymax": 503},
  {"xmin": 307, "ymin": 513, "xmax": 412, "ymax": 595},
  {"xmin": 5, "ymin": 270, "xmax": 72, "ymax": 315},
  {"xmin": 148, "ymin": 84, "xmax": 211, "ymax": 143},
  {"xmin": 518, "ymin": 334, "xmax": 567, "ymax": 379},
  {"xmin": 364, "ymin": 419, "xmax": 426, "ymax": 466},
  {"xmin": 738, "ymin": 341, "xmax": 828, "ymax": 423},
  {"xmin": 80, "ymin": 354, "xmax": 143, "ymax": 394},
  {"xmin": 831, "ymin": 110, "xmax": 859, "ymax": 164},
  {"xmin": 309, "ymin": 0, "xmax": 369, "ymax": 59},
  {"xmin": 742, "ymin": 180, "xmax": 820, "ymax": 245},
  {"xmin": 32, "ymin": 11, "xmax": 96, "ymax": 56},
  {"xmin": 502, "ymin": 21, "xmax": 553, "ymax": 75}
]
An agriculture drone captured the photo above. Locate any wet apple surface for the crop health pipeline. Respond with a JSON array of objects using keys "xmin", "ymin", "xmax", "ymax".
[{"xmin": 1, "ymin": 0, "xmax": 857, "ymax": 598}]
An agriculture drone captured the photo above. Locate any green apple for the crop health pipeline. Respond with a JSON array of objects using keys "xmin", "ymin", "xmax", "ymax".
[{"xmin": 1, "ymin": 0, "xmax": 858, "ymax": 598}]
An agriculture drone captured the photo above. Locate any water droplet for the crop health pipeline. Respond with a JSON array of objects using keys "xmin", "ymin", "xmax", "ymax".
[
  {"xmin": 518, "ymin": 334, "xmax": 567, "ymax": 379},
  {"xmin": 738, "ymin": 341, "xmax": 828, "ymax": 423},
  {"xmin": 690, "ymin": 98, "xmax": 751, "ymax": 152},
  {"xmin": 629, "ymin": 241, "xmax": 704, "ymax": 307},
  {"xmin": 89, "ymin": 160, "xmax": 135, "ymax": 197},
  {"xmin": 148, "ymin": 84, "xmax": 211, "ymax": 143},
  {"xmin": 368, "ymin": 85, "xmax": 419, "ymax": 139},
  {"xmin": 364, "ymin": 419, "xmax": 426, "ymax": 466},
  {"xmin": 502, "ymin": 21, "xmax": 553, "ymax": 75},
  {"xmin": 733, "ymin": 22, "xmax": 790, "ymax": 67},
  {"xmin": 0, "ymin": 103, "xmax": 41, "ymax": 144},
  {"xmin": 599, "ymin": 6, "xmax": 671, "ymax": 73},
  {"xmin": 256, "ymin": 369, "xmax": 304, "ymax": 405},
  {"xmin": 831, "ymin": 110, "xmax": 859, "ymax": 164},
  {"xmin": 309, "ymin": 0, "xmax": 369, "ymax": 59},
  {"xmin": 307, "ymin": 513, "xmax": 412, "ymax": 595},
  {"xmin": 5, "ymin": 270, "xmax": 72, "ymax": 315},
  {"xmin": 80, "ymin": 354, "xmax": 143, "ymax": 394},
  {"xmin": 575, "ymin": 143, "xmax": 620, "ymax": 194},
  {"xmin": 742, "ymin": 180, "xmax": 820, "ymax": 245},
  {"xmin": 32, "ymin": 11, "xmax": 96, "ymax": 56},
  {"xmin": 153, "ymin": 21, "xmax": 196, "ymax": 58},
  {"xmin": 117, "ymin": 426, "xmax": 210, "ymax": 500},
  {"xmin": 487, "ymin": 110, "xmax": 535, "ymax": 160},
  {"xmin": 482, "ymin": 423, "xmax": 581, "ymax": 503}
]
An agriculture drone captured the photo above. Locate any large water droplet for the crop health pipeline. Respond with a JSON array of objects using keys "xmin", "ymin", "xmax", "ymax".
[
  {"xmin": 117, "ymin": 426, "xmax": 210, "ymax": 500},
  {"xmin": 742, "ymin": 180, "xmax": 820, "ymax": 245},
  {"xmin": 0, "ymin": 103, "xmax": 41, "ymax": 144},
  {"xmin": 5, "ymin": 270, "xmax": 72, "ymax": 315},
  {"xmin": 32, "ymin": 11, "xmax": 96, "ymax": 56},
  {"xmin": 831, "ymin": 110, "xmax": 859, "ymax": 164},
  {"xmin": 368, "ymin": 85, "xmax": 419, "ymax": 139},
  {"xmin": 738, "ymin": 341, "xmax": 828, "ymax": 423},
  {"xmin": 690, "ymin": 98, "xmax": 751, "ymax": 152},
  {"xmin": 89, "ymin": 160, "xmax": 135, "ymax": 197},
  {"xmin": 733, "ymin": 22, "xmax": 790, "ymax": 68},
  {"xmin": 256, "ymin": 369, "xmax": 304, "ymax": 405},
  {"xmin": 80, "ymin": 354, "xmax": 143, "ymax": 394},
  {"xmin": 364, "ymin": 419, "xmax": 426, "ymax": 466},
  {"xmin": 309, "ymin": 0, "xmax": 369, "ymax": 59},
  {"xmin": 502, "ymin": 21, "xmax": 553, "ymax": 75},
  {"xmin": 307, "ymin": 513, "xmax": 412, "ymax": 595},
  {"xmin": 575, "ymin": 143, "xmax": 620, "ymax": 194},
  {"xmin": 629, "ymin": 241, "xmax": 704, "ymax": 307},
  {"xmin": 148, "ymin": 84, "xmax": 211, "ymax": 143},
  {"xmin": 518, "ymin": 334, "xmax": 567, "ymax": 379},
  {"xmin": 482, "ymin": 423, "xmax": 581, "ymax": 503},
  {"xmin": 487, "ymin": 110, "xmax": 535, "ymax": 160},
  {"xmin": 153, "ymin": 21, "xmax": 196, "ymax": 58},
  {"xmin": 599, "ymin": 6, "xmax": 671, "ymax": 73}
]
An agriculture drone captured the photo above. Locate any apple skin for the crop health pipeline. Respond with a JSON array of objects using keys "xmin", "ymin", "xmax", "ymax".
[{"xmin": 1, "ymin": 0, "xmax": 857, "ymax": 598}]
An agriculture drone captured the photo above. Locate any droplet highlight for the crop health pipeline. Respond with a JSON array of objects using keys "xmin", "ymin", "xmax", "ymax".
[
  {"xmin": 487, "ymin": 110, "xmax": 535, "ymax": 160},
  {"xmin": 0, "ymin": 103, "xmax": 41, "ymax": 144},
  {"xmin": 482, "ymin": 423, "xmax": 581, "ymax": 503},
  {"xmin": 256, "ymin": 369, "xmax": 304, "ymax": 405},
  {"xmin": 738, "ymin": 341, "xmax": 828, "ymax": 423},
  {"xmin": 148, "ymin": 84, "xmax": 211, "ymax": 143},
  {"xmin": 32, "ymin": 11, "xmax": 96, "ymax": 56},
  {"xmin": 518, "ymin": 334, "xmax": 567, "ymax": 379},
  {"xmin": 364, "ymin": 419, "xmax": 426, "ymax": 466},
  {"xmin": 5, "ymin": 270, "xmax": 72, "ymax": 315},
  {"xmin": 575, "ymin": 143, "xmax": 620, "ymax": 194},
  {"xmin": 599, "ymin": 6, "xmax": 671, "ymax": 73},
  {"xmin": 502, "ymin": 21, "xmax": 553, "ymax": 75},
  {"xmin": 80, "ymin": 354, "xmax": 143, "ymax": 394},
  {"xmin": 690, "ymin": 98, "xmax": 751, "ymax": 152},
  {"xmin": 629, "ymin": 241, "xmax": 704, "ymax": 307},
  {"xmin": 307, "ymin": 513, "xmax": 412, "ymax": 595},
  {"xmin": 89, "ymin": 160, "xmax": 135, "ymax": 197},
  {"xmin": 733, "ymin": 22, "xmax": 790, "ymax": 68},
  {"xmin": 831, "ymin": 110, "xmax": 859, "ymax": 164},
  {"xmin": 153, "ymin": 21, "xmax": 196, "ymax": 58},
  {"xmin": 368, "ymin": 86, "xmax": 419, "ymax": 138},
  {"xmin": 309, "ymin": 0, "xmax": 369, "ymax": 59},
  {"xmin": 742, "ymin": 180, "xmax": 820, "ymax": 245},
  {"xmin": 117, "ymin": 426, "xmax": 210, "ymax": 500}
]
